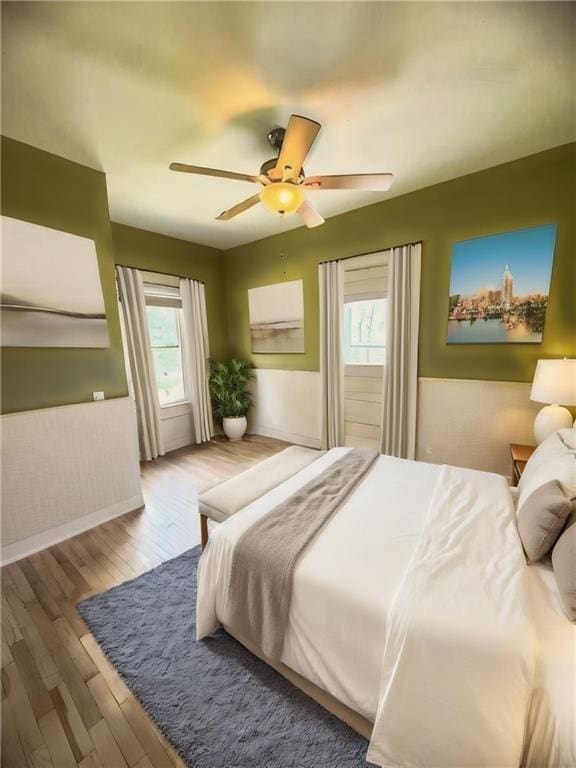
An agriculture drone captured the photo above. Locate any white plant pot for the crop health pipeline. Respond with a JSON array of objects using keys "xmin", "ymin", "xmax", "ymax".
[{"xmin": 223, "ymin": 416, "xmax": 247, "ymax": 441}]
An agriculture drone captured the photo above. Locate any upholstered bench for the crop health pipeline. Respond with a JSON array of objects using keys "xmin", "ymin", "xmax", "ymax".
[{"xmin": 198, "ymin": 446, "xmax": 322, "ymax": 547}]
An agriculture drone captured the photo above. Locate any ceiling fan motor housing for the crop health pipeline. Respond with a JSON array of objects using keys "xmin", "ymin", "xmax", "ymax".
[
  {"xmin": 267, "ymin": 126, "xmax": 285, "ymax": 153},
  {"xmin": 259, "ymin": 157, "xmax": 305, "ymax": 181},
  {"xmin": 264, "ymin": 127, "xmax": 304, "ymax": 180},
  {"xmin": 259, "ymin": 158, "xmax": 278, "ymax": 177}
]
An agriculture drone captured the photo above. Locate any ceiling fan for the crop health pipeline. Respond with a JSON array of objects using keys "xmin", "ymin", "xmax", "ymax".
[{"xmin": 169, "ymin": 115, "xmax": 394, "ymax": 228}]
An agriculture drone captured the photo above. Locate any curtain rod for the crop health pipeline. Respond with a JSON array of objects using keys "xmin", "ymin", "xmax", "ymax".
[
  {"xmin": 115, "ymin": 264, "xmax": 205, "ymax": 285},
  {"xmin": 319, "ymin": 241, "xmax": 421, "ymax": 265}
]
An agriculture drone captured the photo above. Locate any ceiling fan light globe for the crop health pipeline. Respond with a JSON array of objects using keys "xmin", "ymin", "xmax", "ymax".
[{"xmin": 259, "ymin": 182, "xmax": 305, "ymax": 215}]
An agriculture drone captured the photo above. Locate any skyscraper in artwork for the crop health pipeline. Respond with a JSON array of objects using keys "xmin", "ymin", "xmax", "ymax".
[{"xmin": 502, "ymin": 264, "xmax": 514, "ymax": 306}]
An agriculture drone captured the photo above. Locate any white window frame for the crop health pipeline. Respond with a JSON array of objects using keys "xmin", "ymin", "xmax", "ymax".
[
  {"xmin": 144, "ymin": 285, "xmax": 190, "ymax": 411},
  {"xmin": 342, "ymin": 251, "xmax": 388, "ymax": 371},
  {"xmin": 342, "ymin": 295, "xmax": 387, "ymax": 370}
]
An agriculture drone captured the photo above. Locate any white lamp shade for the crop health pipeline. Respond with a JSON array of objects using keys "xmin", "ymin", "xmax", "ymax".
[{"xmin": 530, "ymin": 359, "xmax": 576, "ymax": 406}]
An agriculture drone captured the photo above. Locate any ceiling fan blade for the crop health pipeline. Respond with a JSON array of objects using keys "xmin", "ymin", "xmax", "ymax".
[
  {"xmin": 170, "ymin": 163, "xmax": 261, "ymax": 184},
  {"xmin": 216, "ymin": 194, "xmax": 261, "ymax": 221},
  {"xmin": 269, "ymin": 115, "xmax": 321, "ymax": 181},
  {"xmin": 303, "ymin": 173, "xmax": 394, "ymax": 191},
  {"xmin": 297, "ymin": 199, "xmax": 325, "ymax": 228}
]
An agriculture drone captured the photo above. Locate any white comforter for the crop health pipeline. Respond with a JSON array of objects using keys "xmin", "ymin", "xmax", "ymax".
[{"xmin": 197, "ymin": 449, "xmax": 576, "ymax": 767}]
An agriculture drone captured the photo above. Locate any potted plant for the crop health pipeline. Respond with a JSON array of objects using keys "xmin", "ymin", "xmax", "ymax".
[{"xmin": 209, "ymin": 359, "xmax": 255, "ymax": 441}]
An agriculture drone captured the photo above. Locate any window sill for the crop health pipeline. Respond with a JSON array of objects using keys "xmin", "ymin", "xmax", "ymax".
[
  {"xmin": 345, "ymin": 364, "xmax": 384, "ymax": 377},
  {"xmin": 160, "ymin": 401, "xmax": 191, "ymax": 420}
]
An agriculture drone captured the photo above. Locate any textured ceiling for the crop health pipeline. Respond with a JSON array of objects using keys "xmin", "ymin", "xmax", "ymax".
[{"xmin": 2, "ymin": 2, "xmax": 575, "ymax": 250}]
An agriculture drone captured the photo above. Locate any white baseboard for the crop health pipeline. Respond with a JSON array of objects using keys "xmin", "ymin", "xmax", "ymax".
[
  {"xmin": 249, "ymin": 424, "xmax": 322, "ymax": 449},
  {"xmin": 1, "ymin": 492, "xmax": 144, "ymax": 566}
]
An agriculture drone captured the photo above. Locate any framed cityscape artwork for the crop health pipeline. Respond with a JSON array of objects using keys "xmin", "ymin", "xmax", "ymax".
[{"xmin": 447, "ymin": 224, "xmax": 556, "ymax": 344}]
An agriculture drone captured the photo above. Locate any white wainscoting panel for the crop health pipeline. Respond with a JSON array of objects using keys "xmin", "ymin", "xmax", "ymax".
[
  {"xmin": 160, "ymin": 402, "xmax": 194, "ymax": 453},
  {"xmin": 416, "ymin": 377, "xmax": 540, "ymax": 477},
  {"xmin": 1, "ymin": 397, "xmax": 144, "ymax": 564},
  {"xmin": 246, "ymin": 370, "xmax": 539, "ymax": 478},
  {"xmin": 248, "ymin": 369, "xmax": 321, "ymax": 448},
  {"xmin": 344, "ymin": 365, "xmax": 383, "ymax": 450}
]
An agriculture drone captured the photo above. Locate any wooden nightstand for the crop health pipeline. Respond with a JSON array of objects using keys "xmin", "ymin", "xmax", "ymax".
[{"xmin": 510, "ymin": 443, "xmax": 536, "ymax": 486}]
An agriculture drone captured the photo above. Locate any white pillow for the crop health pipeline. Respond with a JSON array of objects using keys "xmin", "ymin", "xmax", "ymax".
[
  {"xmin": 518, "ymin": 432, "xmax": 576, "ymax": 509},
  {"xmin": 509, "ymin": 485, "xmax": 520, "ymax": 509},
  {"xmin": 559, "ymin": 427, "xmax": 576, "ymax": 451}
]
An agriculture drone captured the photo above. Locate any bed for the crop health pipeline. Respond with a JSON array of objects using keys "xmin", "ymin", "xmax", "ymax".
[{"xmin": 197, "ymin": 436, "xmax": 576, "ymax": 767}]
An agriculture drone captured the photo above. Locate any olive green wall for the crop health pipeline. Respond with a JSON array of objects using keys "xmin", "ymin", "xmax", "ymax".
[
  {"xmin": 0, "ymin": 137, "xmax": 228, "ymax": 415},
  {"xmin": 3, "ymin": 137, "xmax": 574, "ymax": 415},
  {"xmin": 1, "ymin": 137, "xmax": 128, "ymax": 414},
  {"xmin": 111, "ymin": 223, "xmax": 228, "ymax": 361},
  {"xmin": 224, "ymin": 143, "xmax": 576, "ymax": 382}
]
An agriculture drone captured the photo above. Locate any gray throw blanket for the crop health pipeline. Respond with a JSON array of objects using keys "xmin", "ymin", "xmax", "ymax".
[{"xmin": 225, "ymin": 449, "xmax": 379, "ymax": 662}]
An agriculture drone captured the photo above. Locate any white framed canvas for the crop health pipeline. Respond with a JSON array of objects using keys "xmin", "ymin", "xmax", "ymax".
[
  {"xmin": 248, "ymin": 279, "xmax": 305, "ymax": 353},
  {"xmin": 1, "ymin": 215, "xmax": 110, "ymax": 347}
]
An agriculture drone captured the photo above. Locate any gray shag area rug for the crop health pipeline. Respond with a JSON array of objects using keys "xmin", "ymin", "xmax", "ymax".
[{"xmin": 77, "ymin": 546, "xmax": 370, "ymax": 768}]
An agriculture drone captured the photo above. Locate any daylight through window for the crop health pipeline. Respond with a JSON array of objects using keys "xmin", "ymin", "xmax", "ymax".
[
  {"xmin": 343, "ymin": 298, "xmax": 387, "ymax": 365},
  {"xmin": 146, "ymin": 306, "xmax": 186, "ymax": 406}
]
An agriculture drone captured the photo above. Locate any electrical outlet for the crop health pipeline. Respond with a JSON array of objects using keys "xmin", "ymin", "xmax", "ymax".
[
  {"xmin": 425, "ymin": 447, "xmax": 433, "ymax": 455},
  {"xmin": 93, "ymin": 391, "xmax": 105, "ymax": 401}
]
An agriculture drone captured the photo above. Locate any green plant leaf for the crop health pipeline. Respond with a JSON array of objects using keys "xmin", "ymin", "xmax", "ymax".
[{"xmin": 209, "ymin": 359, "xmax": 254, "ymax": 423}]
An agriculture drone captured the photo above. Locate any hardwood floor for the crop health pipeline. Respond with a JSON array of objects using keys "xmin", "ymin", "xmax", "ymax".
[{"xmin": 1, "ymin": 435, "xmax": 289, "ymax": 768}]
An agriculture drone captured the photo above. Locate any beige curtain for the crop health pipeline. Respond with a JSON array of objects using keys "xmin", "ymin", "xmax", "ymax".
[
  {"xmin": 381, "ymin": 243, "xmax": 422, "ymax": 459},
  {"xmin": 319, "ymin": 260, "xmax": 344, "ymax": 449},
  {"xmin": 179, "ymin": 278, "xmax": 213, "ymax": 444},
  {"xmin": 117, "ymin": 266, "xmax": 165, "ymax": 461}
]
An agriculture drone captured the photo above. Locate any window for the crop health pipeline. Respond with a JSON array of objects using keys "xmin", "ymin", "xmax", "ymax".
[
  {"xmin": 343, "ymin": 298, "xmax": 387, "ymax": 365},
  {"xmin": 146, "ymin": 306, "xmax": 186, "ymax": 406}
]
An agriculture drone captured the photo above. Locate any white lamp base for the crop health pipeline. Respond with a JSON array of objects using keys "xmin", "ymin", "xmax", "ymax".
[{"xmin": 534, "ymin": 404, "xmax": 573, "ymax": 444}]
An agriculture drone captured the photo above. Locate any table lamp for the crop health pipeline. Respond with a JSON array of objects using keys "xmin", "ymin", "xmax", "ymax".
[{"xmin": 530, "ymin": 359, "xmax": 576, "ymax": 444}]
